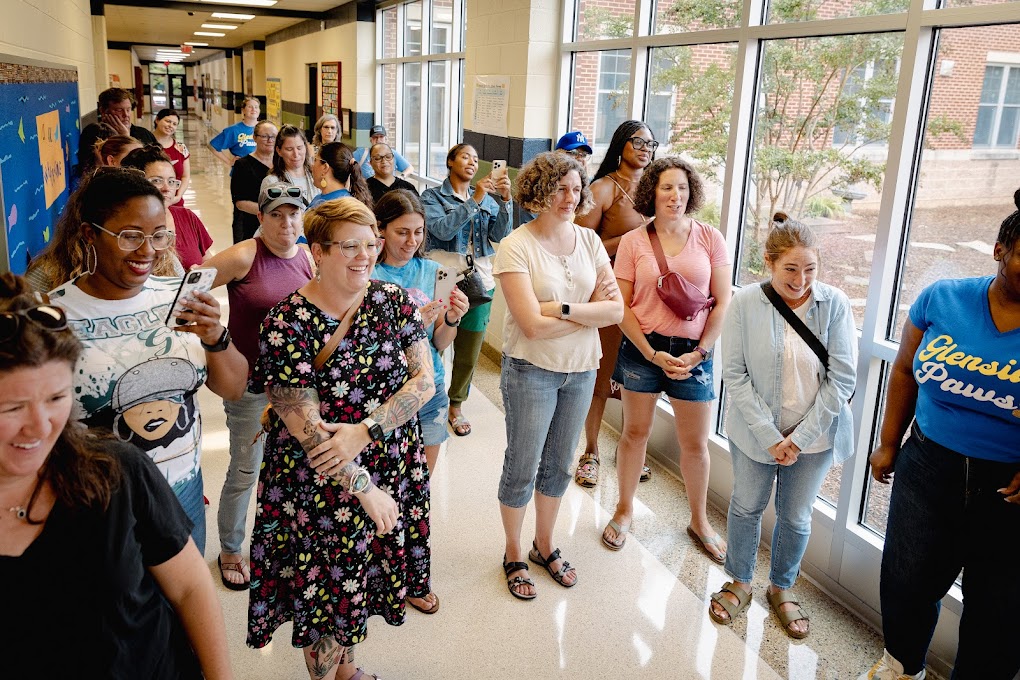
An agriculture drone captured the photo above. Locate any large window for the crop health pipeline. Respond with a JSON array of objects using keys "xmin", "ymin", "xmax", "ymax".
[
  {"xmin": 377, "ymin": 0, "xmax": 464, "ymax": 180},
  {"xmin": 973, "ymin": 64, "xmax": 1020, "ymax": 148}
]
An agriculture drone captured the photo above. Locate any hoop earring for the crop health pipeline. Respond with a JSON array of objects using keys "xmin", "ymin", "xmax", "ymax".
[
  {"xmin": 617, "ymin": 155, "xmax": 622, "ymax": 166},
  {"xmin": 84, "ymin": 243, "xmax": 98, "ymax": 276}
]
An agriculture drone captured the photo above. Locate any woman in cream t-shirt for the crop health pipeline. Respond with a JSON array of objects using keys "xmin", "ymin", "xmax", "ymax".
[{"xmin": 492, "ymin": 152, "xmax": 623, "ymax": 601}]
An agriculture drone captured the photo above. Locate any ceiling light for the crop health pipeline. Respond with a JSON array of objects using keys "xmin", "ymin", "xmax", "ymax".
[
  {"xmin": 184, "ymin": 42, "xmax": 209, "ymax": 46},
  {"xmin": 211, "ymin": 12, "xmax": 255, "ymax": 20},
  {"xmin": 200, "ymin": 0, "xmax": 277, "ymax": 6},
  {"xmin": 201, "ymin": 23, "xmax": 239, "ymax": 30},
  {"xmin": 194, "ymin": 31, "xmax": 226, "ymax": 36}
]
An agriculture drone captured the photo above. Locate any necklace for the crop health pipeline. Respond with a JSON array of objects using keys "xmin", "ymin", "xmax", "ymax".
[
  {"xmin": 788, "ymin": 290, "xmax": 812, "ymax": 309},
  {"xmin": 6, "ymin": 471, "xmax": 46, "ymax": 524}
]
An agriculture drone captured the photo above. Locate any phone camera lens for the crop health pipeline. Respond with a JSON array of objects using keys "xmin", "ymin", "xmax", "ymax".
[{"xmin": 188, "ymin": 273, "xmax": 200, "ymax": 283}]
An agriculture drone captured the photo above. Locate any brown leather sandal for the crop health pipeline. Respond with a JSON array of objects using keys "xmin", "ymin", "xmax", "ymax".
[{"xmin": 574, "ymin": 452, "xmax": 599, "ymax": 488}]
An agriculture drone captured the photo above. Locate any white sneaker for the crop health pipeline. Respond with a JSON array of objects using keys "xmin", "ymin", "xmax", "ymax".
[{"xmin": 858, "ymin": 649, "xmax": 926, "ymax": 680}]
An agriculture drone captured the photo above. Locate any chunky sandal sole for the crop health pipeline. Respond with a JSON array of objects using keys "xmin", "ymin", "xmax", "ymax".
[
  {"xmin": 766, "ymin": 588, "xmax": 810, "ymax": 639},
  {"xmin": 574, "ymin": 454, "xmax": 599, "ymax": 488},
  {"xmin": 709, "ymin": 582, "xmax": 752, "ymax": 625}
]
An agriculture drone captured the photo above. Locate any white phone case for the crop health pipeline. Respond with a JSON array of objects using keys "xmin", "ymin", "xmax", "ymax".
[{"xmin": 165, "ymin": 267, "xmax": 217, "ymax": 327}]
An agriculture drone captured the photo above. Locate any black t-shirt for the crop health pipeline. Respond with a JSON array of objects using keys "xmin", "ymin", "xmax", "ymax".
[
  {"xmin": 76, "ymin": 123, "xmax": 158, "ymax": 175},
  {"xmin": 0, "ymin": 442, "xmax": 199, "ymax": 679},
  {"xmin": 230, "ymin": 155, "xmax": 272, "ymax": 243},
  {"xmin": 367, "ymin": 176, "xmax": 419, "ymax": 205}
]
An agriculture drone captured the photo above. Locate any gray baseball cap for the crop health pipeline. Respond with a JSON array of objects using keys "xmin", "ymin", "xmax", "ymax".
[{"xmin": 259, "ymin": 184, "xmax": 308, "ymax": 213}]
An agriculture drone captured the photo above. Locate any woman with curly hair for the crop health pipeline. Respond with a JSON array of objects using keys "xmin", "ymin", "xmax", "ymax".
[
  {"xmin": 492, "ymin": 151, "xmax": 623, "ymax": 600},
  {"xmin": 600, "ymin": 157, "xmax": 731, "ymax": 563}
]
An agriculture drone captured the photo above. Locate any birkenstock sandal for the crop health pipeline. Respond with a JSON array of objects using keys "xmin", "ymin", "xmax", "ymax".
[
  {"xmin": 687, "ymin": 525, "xmax": 726, "ymax": 564},
  {"xmin": 766, "ymin": 587, "xmax": 810, "ymax": 639},
  {"xmin": 575, "ymin": 452, "xmax": 599, "ymax": 488},
  {"xmin": 503, "ymin": 557, "xmax": 537, "ymax": 600},
  {"xmin": 528, "ymin": 541, "xmax": 578, "ymax": 587},
  {"xmin": 709, "ymin": 581, "xmax": 752, "ymax": 625},
  {"xmin": 601, "ymin": 518, "xmax": 630, "ymax": 551}
]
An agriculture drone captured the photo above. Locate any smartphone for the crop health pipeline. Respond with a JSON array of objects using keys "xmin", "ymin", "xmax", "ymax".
[
  {"xmin": 433, "ymin": 265, "xmax": 462, "ymax": 310},
  {"xmin": 491, "ymin": 159, "xmax": 507, "ymax": 181},
  {"xmin": 165, "ymin": 267, "xmax": 217, "ymax": 327}
]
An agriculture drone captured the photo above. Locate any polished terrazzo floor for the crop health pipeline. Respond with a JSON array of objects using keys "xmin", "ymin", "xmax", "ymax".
[{"xmin": 175, "ymin": 114, "xmax": 888, "ymax": 679}]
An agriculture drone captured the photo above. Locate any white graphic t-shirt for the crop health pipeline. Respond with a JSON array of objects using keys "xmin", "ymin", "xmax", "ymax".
[{"xmin": 50, "ymin": 277, "xmax": 208, "ymax": 489}]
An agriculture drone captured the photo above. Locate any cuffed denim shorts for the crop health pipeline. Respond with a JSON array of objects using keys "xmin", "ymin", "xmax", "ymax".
[
  {"xmin": 418, "ymin": 385, "xmax": 450, "ymax": 447},
  {"xmin": 613, "ymin": 333, "xmax": 715, "ymax": 402}
]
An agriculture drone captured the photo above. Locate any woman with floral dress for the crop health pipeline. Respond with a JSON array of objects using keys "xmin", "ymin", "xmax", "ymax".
[{"xmin": 247, "ymin": 197, "xmax": 436, "ymax": 680}]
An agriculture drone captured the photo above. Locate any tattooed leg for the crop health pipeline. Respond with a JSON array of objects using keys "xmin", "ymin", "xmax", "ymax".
[{"xmin": 303, "ymin": 636, "xmax": 344, "ymax": 680}]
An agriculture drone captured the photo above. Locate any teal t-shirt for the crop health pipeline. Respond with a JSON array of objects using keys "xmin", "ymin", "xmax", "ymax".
[
  {"xmin": 909, "ymin": 275, "xmax": 1020, "ymax": 462},
  {"xmin": 372, "ymin": 258, "xmax": 445, "ymax": 388}
]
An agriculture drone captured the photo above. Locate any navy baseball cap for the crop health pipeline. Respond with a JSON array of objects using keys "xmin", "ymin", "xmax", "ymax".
[
  {"xmin": 555, "ymin": 131, "xmax": 593, "ymax": 154},
  {"xmin": 369, "ymin": 125, "xmax": 387, "ymax": 137}
]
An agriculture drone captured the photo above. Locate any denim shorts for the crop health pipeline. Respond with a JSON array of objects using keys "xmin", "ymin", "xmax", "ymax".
[
  {"xmin": 612, "ymin": 333, "xmax": 715, "ymax": 402},
  {"xmin": 418, "ymin": 385, "xmax": 450, "ymax": 447}
]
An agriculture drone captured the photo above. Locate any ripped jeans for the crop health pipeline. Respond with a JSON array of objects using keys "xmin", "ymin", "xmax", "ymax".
[{"xmin": 612, "ymin": 333, "xmax": 715, "ymax": 402}]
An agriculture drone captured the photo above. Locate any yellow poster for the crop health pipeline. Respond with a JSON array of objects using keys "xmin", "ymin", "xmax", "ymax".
[
  {"xmin": 36, "ymin": 109, "xmax": 65, "ymax": 209},
  {"xmin": 266, "ymin": 78, "xmax": 282, "ymax": 125}
]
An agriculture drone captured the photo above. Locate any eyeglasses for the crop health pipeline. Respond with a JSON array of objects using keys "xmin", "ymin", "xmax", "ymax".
[
  {"xmin": 371, "ymin": 153, "xmax": 394, "ymax": 162},
  {"xmin": 565, "ymin": 149, "xmax": 590, "ymax": 161},
  {"xmin": 256, "ymin": 134, "xmax": 277, "ymax": 141},
  {"xmin": 265, "ymin": 186, "xmax": 304, "ymax": 200},
  {"xmin": 147, "ymin": 177, "xmax": 182, "ymax": 190},
  {"xmin": 0, "ymin": 304, "xmax": 68, "ymax": 343},
  {"xmin": 627, "ymin": 137, "xmax": 660, "ymax": 152},
  {"xmin": 91, "ymin": 223, "xmax": 176, "ymax": 251},
  {"xmin": 321, "ymin": 238, "xmax": 383, "ymax": 258}
]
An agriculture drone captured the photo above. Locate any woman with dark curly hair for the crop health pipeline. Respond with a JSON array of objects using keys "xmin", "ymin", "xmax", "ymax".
[
  {"xmin": 601, "ymin": 157, "xmax": 731, "ymax": 562},
  {"xmin": 573, "ymin": 119, "xmax": 658, "ymax": 490},
  {"xmin": 493, "ymin": 152, "xmax": 623, "ymax": 600}
]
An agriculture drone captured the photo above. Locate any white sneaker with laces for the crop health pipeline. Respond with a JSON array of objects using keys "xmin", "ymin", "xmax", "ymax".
[{"xmin": 858, "ymin": 649, "xmax": 926, "ymax": 680}]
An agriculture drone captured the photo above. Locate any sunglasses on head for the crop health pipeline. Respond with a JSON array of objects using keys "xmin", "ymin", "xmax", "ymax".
[
  {"xmin": 266, "ymin": 186, "xmax": 303, "ymax": 200},
  {"xmin": 0, "ymin": 303, "xmax": 69, "ymax": 344}
]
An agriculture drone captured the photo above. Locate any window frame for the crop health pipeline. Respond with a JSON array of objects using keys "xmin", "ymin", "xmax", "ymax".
[{"xmin": 973, "ymin": 62, "xmax": 1020, "ymax": 149}]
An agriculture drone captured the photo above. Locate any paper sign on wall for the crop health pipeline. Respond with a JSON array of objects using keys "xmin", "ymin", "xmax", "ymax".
[
  {"xmin": 36, "ymin": 109, "xmax": 64, "ymax": 209},
  {"xmin": 471, "ymin": 75, "xmax": 509, "ymax": 137},
  {"xmin": 266, "ymin": 78, "xmax": 281, "ymax": 125}
]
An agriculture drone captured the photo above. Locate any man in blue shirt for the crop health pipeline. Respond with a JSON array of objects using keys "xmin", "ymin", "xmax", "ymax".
[
  {"xmin": 355, "ymin": 125, "xmax": 414, "ymax": 179},
  {"xmin": 209, "ymin": 97, "xmax": 260, "ymax": 168}
]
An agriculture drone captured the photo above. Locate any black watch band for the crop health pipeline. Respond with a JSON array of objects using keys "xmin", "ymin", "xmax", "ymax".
[
  {"xmin": 444, "ymin": 311, "xmax": 461, "ymax": 327},
  {"xmin": 201, "ymin": 328, "xmax": 231, "ymax": 352}
]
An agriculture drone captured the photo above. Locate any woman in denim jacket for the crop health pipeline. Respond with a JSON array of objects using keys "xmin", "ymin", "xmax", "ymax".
[
  {"xmin": 422, "ymin": 143, "xmax": 512, "ymax": 437},
  {"xmin": 710, "ymin": 214, "xmax": 857, "ymax": 640}
]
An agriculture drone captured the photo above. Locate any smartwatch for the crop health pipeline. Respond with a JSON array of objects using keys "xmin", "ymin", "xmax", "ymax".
[
  {"xmin": 694, "ymin": 346, "xmax": 713, "ymax": 362},
  {"xmin": 363, "ymin": 417, "xmax": 384, "ymax": 441},
  {"xmin": 201, "ymin": 328, "xmax": 231, "ymax": 353},
  {"xmin": 348, "ymin": 467, "xmax": 371, "ymax": 494},
  {"xmin": 560, "ymin": 302, "xmax": 571, "ymax": 319}
]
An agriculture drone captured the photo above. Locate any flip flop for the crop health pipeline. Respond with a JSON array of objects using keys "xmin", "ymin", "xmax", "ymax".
[
  {"xmin": 217, "ymin": 555, "xmax": 250, "ymax": 592},
  {"xmin": 601, "ymin": 518, "xmax": 630, "ymax": 551},
  {"xmin": 448, "ymin": 412, "xmax": 471, "ymax": 436},
  {"xmin": 709, "ymin": 581, "xmax": 753, "ymax": 625},
  {"xmin": 687, "ymin": 525, "xmax": 726, "ymax": 564},
  {"xmin": 766, "ymin": 588, "xmax": 810, "ymax": 639},
  {"xmin": 406, "ymin": 592, "xmax": 440, "ymax": 614}
]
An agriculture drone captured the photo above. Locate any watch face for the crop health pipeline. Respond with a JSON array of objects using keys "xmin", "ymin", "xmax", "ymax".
[
  {"xmin": 368, "ymin": 423, "xmax": 383, "ymax": 440},
  {"xmin": 350, "ymin": 470, "xmax": 370, "ymax": 493}
]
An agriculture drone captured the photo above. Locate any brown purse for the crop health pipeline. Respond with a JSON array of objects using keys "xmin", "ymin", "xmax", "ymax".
[{"xmin": 646, "ymin": 224, "xmax": 715, "ymax": 321}]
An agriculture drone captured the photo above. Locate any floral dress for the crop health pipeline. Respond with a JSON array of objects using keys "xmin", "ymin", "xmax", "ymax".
[{"xmin": 247, "ymin": 280, "xmax": 431, "ymax": 650}]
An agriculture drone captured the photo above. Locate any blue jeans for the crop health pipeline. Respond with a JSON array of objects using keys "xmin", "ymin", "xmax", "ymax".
[
  {"xmin": 880, "ymin": 424, "xmax": 1020, "ymax": 679},
  {"xmin": 418, "ymin": 385, "xmax": 450, "ymax": 447},
  {"xmin": 218, "ymin": 391, "xmax": 268, "ymax": 554},
  {"xmin": 725, "ymin": 442, "xmax": 833, "ymax": 589},
  {"xmin": 498, "ymin": 356, "xmax": 595, "ymax": 508},
  {"xmin": 173, "ymin": 469, "xmax": 206, "ymax": 556}
]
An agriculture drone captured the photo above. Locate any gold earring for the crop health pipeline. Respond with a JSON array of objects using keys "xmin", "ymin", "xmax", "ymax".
[{"xmin": 320, "ymin": 177, "xmax": 327, "ymax": 189}]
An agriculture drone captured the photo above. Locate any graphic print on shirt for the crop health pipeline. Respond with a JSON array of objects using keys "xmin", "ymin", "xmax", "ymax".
[
  {"xmin": 915, "ymin": 333, "xmax": 1020, "ymax": 417},
  {"xmin": 108, "ymin": 357, "xmax": 200, "ymax": 452}
]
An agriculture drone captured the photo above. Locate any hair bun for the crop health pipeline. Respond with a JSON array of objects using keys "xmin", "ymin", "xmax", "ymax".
[{"xmin": 772, "ymin": 211, "xmax": 789, "ymax": 224}]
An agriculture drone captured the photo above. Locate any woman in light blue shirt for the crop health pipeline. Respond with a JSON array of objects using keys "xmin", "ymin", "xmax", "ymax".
[{"xmin": 709, "ymin": 213, "xmax": 856, "ymax": 640}]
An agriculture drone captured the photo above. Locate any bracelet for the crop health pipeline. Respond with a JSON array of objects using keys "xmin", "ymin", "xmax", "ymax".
[
  {"xmin": 444, "ymin": 311, "xmax": 461, "ymax": 327},
  {"xmin": 649, "ymin": 350, "xmax": 658, "ymax": 363}
]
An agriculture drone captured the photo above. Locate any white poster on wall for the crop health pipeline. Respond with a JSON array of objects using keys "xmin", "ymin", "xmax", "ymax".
[{"xmin": 471, "ymin": 75, "xmax": 509, "ymax": 137}]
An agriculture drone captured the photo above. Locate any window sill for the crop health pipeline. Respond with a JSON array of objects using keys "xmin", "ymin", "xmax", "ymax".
[{"xmin": 969, "ymin": 149, "xmax": 1020, "ymax": 161}]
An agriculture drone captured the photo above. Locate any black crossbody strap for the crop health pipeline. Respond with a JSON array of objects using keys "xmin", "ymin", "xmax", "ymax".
[{"xmin": 761, "ymin": 282, "xmax": 829, "ymax": 369}]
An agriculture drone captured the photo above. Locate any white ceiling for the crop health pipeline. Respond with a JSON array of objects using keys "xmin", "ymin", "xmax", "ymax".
[{"xmin": 105, "ymin": 1, "xmax": 355, "ymax": 63}]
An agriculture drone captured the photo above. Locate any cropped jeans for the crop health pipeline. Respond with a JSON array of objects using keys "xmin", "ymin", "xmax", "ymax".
[
  {"xmin": 725, "ymin": 442, "xmax": 833, "ymax": 590},
  {"xmin": 218, "ymin": 391, "xmax": 268, "ymax": 555},
  {"xmin": 498, "ymin": 356, "xmax": 595, "ymax": 508},
  {"xmin": 880, "ymin": 424, "xmax": 1020, "ymax": 679},
  {"xmin": 173, "ymin": 469, "xmax": 206, "ymax": 556}
]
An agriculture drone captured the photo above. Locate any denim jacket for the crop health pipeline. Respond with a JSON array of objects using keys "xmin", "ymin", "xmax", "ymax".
[
  {"xmin": 722, "ymin": 280, "xmax": 858, "ymax": 465},
  {"xmin": 422, "ymin": 179, "xmax": 513, "ymax": 258}
]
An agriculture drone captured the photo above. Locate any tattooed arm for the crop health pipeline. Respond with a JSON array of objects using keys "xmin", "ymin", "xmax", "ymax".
[
  {"xmin": 266, "ymin": 385, "xmax": 366, "ymax": 475},
  {"xmin": 366, "ymin": 338, "xmax": 436, "ymax": 433}
]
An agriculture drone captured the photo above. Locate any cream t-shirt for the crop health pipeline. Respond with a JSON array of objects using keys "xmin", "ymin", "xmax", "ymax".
[
  {"xmin": 493, "ymin": 223, "xmax": 610, "ymax": 373},
  {"xmin": 779, "ymin": 294, "xmax": 832, "ymax": 454}
]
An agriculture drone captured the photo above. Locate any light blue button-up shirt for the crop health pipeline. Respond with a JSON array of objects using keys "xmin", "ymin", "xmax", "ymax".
[{"xmin": 722, "ymin": 280, "xmax": 858, "ymax": 465}]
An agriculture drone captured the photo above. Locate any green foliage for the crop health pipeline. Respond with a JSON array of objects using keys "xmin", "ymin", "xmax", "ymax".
[
  {"xmin": 661, "ymin": 0, "xmax": 739, "ymax": 30},
  {"xmin": 581, "ymin": 7, "xmax": 634, "ymax": 39},
  {"xmin": 804, "ymin": 194, "xmax": 846, "ymax": 219},
  {"xmin": 925, "ymin": 114, "xmax": 967, "ymax": 147},
  {"xmin": 694, "ymin": 201, "xmax": 721, "ymax": 227}
]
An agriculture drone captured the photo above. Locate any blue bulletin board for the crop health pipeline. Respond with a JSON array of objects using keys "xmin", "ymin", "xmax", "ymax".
[{"xmin": 0, "ymin": 55, "xmax": 80, "ymax": 275}]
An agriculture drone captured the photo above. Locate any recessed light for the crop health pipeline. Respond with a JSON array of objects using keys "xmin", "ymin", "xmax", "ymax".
[
  {"xmin": 194, "ymin": 31, "xmax": 226, "ymax": 37},
  {"xmin": 199, "ymin": 0, "xmax": 277, "ymax": 6},
  {"xmin": 211, "ymin": 12, "xmax": 255, "ymax": 20},
  {"xmin": 184, "ymin": 42, "xmax": 209, "ymax": 46},
  {"xmin": 201, "ymin": 23, "xmax": 239, "ymax": 30}
]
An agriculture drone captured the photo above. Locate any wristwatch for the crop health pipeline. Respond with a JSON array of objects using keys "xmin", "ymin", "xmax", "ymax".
[
  {"xmin": 363, "ymin": 417, "xmax": 384, "ymax": 441},
  {"xmin": 694, "ymin": 345, "xmax": 713, "ymax": 362},
  {"xmin": 560, "ymin": 302, "xmax": 571, "ymax": 319},
  {"xmin": 201, "ymin": 328, "xmax": 231, "ymax": 353},
  {"xmin": 348, "ymin": 467, "xmax": 371, "ymax": 494}
]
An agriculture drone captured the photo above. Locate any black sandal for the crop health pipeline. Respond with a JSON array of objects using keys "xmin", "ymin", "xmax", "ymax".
[
  {"xmin": 528, "ymin": 541, "xmax": 577, "ymax": 588},
  {"xmin": 503, "ymin": 556, "xmax": 536, "ymax": 601}
]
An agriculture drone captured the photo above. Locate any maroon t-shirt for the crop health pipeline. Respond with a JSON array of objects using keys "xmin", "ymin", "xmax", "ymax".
[{"xmin": 168, "ymin": 205, "xmax": 213, "ymax": 271}]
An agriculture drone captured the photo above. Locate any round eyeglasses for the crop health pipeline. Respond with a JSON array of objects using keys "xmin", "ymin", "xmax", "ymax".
[
  {"xmin": 371, "ymin": 153, "xmax": 394, "ymax": 162},
  {"xmin": 321, "ymin": 238, "xmax": 383, "ymax": 258},
  {"xmin": 91, "ymin": 223, "xmax": 176, "ymax": 251}
]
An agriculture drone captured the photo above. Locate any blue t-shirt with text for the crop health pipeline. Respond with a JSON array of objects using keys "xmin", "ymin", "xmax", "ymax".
[{"xmin": 210, "ymin": 122, "xmax": 256, "ymax": 158}]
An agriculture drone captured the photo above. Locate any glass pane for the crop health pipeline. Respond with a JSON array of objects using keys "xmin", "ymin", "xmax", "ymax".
[
  {"xmin": 941, "ymin": 0, "xmax": 1016, "ymax": 6},
  {"xmin": 654, "ymin": 0, "xmax": 740, "ymax": 33},
  {"xmin": 861, "ymin": 363, "xmax": 893, "ymax": 535},
  {"xmin": 738, "ymin": 33, "xmax": 904, "ymax": 330},
  {"xmin": 432, "ymin": 0, "xmax": 454, "ymax": 53},
  {"xmin": 1005, "ymin": 67, "xmax": 1020, "ymax": 105},
  {"xmin": 381, "ymin": 63, "xmax": 397, "ymax": 146},
  {"xmin": 151, "ymin": 74, "xmax": 168, "ymax": 110},
  {"xmin": 576, "ymin": 0, "xmax": 635, "ymax": 40},
  {"xmin": 428, "ymin": 60, "xmax": 452, "ymax": 177},
  {"xmin": 381, "ymin": 8, "xmax": 398, "ymax": 59},
  {"xmin": 646, "ymin": 44, "xmax": 738, "ymax": 227},
  {"xmin": 995, "ymin": 106, "xmax": 1019, "ymax": 147},
  {"xmin": 889, "ymin": 24, "xmax": 1020, "ymax": 339},
  {"xmin": 978, "ymin": 65, "xmax": 1003, "ymax": 105},
  {"xmin": 402, "ymin": 62, "xmax": 421, "ymax": 170},
  {"xmin": 404, "ymin": 1, "xmax": 423, "ymax": 57},
  {"xmin": 149, "ymin": 64, "xmax": 167, "ymax": 75},
  {"xmin": 568, "ymin": 50, "xmax": 632, "ymax": 169},
  {"xmin": 767, "ymin": 0, "xmax": 908, "ymax": 23}
]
